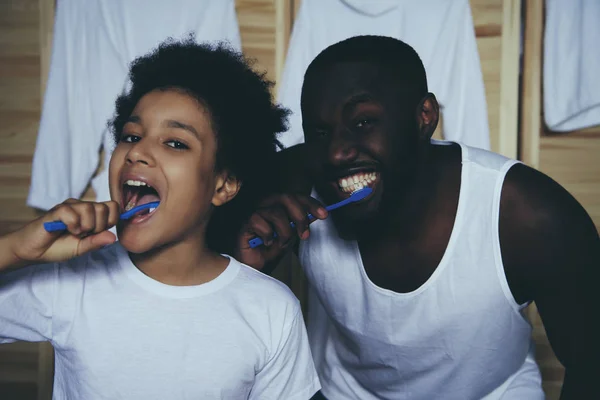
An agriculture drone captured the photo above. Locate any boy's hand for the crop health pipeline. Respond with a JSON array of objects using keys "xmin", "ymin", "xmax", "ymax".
[
  {"xmin": 235, "ymin": 194, "xmax": 327, "ymax": 271},
  {"xmin": 8, "ymin": 199, "xmax": 120, "ymax": 265}
]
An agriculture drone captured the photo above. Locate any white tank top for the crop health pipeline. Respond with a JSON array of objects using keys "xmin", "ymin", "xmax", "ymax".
[{"xmin": 299, "ymin": 141, "xmax": 544, "ymax": 400}]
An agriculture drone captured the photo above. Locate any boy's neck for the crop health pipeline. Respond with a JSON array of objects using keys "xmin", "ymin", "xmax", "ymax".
[{"xmin": 129, "ymin": 238, "xmax": 229, "ymax": 287}]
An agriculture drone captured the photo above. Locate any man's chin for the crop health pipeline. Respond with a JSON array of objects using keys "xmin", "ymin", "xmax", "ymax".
[{"xmin": 331, "ymin": 207, "xmax": 380, "ymax": 240}]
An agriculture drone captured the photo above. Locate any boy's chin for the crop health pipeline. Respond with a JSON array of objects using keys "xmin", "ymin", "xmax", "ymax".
[{"xmin": 117, "ymin": 233, "xmax": 160, "ymax": 255}]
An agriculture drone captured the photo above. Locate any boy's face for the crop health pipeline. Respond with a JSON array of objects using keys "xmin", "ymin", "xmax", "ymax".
[{"xmin": 109, "ymin": 89, "xmax": 232, "ymax": 253}]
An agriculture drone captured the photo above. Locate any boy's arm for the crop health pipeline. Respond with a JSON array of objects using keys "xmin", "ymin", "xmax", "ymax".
[
  {"xmin": 500, "ymin": 164, "xmax": 600, "ymax": 399},
  {"xmin": 0, "ymin": 259, "xmax": 57, "ymax": 344},
  {"xmin": 0, "ymin": 232, "xmax": 26, "ymax": 270},
  {"xmin": 0, "ymin": 199, "xmax": 119, "ymax": 343},
  {"xmin": 249, "ymin": 302, "xmax": 321, "ymax": 400},
  {"xmin": 0, "ymin": 199, "xmax": 119, "ymax": 272},
  {"xmin": 274, "ymin": 144, "xmax": 314, "ymax": 196}
]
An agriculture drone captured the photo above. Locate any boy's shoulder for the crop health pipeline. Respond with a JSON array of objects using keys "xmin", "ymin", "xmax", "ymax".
[{"xmin": 227, "ymin": 256, "xmax": 300, "ymax": 309}]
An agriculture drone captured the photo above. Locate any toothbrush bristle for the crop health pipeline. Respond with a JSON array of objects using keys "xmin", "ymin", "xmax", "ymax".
[{"xmin": 349, "ymin": 187, "xmax": 373, "ymax": 201}]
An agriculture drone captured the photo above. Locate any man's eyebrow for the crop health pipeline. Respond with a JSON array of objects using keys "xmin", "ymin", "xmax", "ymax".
[{"xmin": 343, "ymin": 93, "xmax": 376, "ymax": 112}]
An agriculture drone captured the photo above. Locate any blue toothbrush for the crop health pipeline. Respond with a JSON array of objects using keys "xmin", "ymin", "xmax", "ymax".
[
  {"xmin": 43, "ymin": 201, "xmax": 160, "ymax": 232},
  {"xmin": 248, "ymin": 187, "xmax": 372, "ymax": 248}
]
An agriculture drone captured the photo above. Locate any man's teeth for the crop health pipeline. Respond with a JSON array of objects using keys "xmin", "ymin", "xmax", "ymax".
[
  {"xmin": 125, "ymin": 179, "xmax": 151, "ymax": 187},
  {"xmin": 338, "ymin": 172, "xmax": 377, "ymax": 193}
]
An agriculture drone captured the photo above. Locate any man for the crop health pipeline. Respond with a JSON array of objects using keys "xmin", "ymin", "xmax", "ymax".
[{"xmin": 235, "ymin": 36, "xmax": 598, "ymax": 399}]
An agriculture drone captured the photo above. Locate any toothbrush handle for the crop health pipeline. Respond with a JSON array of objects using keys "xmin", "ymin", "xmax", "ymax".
[
  {"xmin": 247, "ymin": 210, "xmax": 325, "ymax": 249},
  {"xmin": 43, "ymin": 221, "xmax": 68, "ymax": 232},
  {"xmin": 248, "ymin": 220, "xmax": 308, "ymax": 249},
  {"xmin": 247, "ymin": 195, "xmax": 357, "ymax": 248}
]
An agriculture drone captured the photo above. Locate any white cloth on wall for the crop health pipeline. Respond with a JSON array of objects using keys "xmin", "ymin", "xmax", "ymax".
[
  {"xmin": 28, "ymin": 0, "xmax": 242, "ymax": 211},
  {"xmin": 544, "ymin": 0, "xmax": 600, "ymax": 131},
  {"xmin": 277, "ymin": 0, "xmax": 490, "ymax": 150},
  {"xmin": 0, "ymin": 244, "xmax": 321, "ymax": 399}
]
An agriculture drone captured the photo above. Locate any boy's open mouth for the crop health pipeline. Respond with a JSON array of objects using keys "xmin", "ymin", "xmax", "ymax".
[{"xmin": 122, "ymin": 180, "xmax": 161, "ymax": 218}]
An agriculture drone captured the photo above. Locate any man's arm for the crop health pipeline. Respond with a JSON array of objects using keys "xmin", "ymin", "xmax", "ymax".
[
  {"xmin": 235, "ymin": 144, "xmax": 327, "ymax": 273},
  {"xmin": 274, "ymin": 143, "xmax": 313, "ymax": 195},
  {"xmin": 500, "ymin": 164, "xmax": 599, "ymax": 399}
]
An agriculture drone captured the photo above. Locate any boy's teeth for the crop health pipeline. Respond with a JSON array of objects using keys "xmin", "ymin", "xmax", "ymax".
[
  {"xmin": 149, "ymin": 208, "xmax": 155, "ymax": 213},
  {"xmin": 125, "ymin": 179, "xmax": 150, "ymax": 187}
]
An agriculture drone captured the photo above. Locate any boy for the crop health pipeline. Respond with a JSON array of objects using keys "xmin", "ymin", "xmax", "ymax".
[{"xmin": 0, "ymin": 37, "xmax": 320, "ymax": 399}]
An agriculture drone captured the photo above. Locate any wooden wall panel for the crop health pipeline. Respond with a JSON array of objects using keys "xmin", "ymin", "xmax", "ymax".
[
  {"xmin": 236, "ymin": 0, "xmax": 277, "ymax": 83},
  {"xmin": 0, "ymin": 1, "xmax": 44, "ymax": 398}
]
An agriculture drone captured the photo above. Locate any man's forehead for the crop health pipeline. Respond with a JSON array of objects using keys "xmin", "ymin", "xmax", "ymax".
[
  {"xmin": 306, "ymin": 61, "xmax": 387, "ymax": 93},
  {"xmin": 302, "ymin": 61, "xmax": 400, "ymax": 114}
]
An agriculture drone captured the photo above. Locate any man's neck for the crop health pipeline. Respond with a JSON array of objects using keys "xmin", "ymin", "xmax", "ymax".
[{"xmin": 361, "ymin": 146, "xmax": 449, "ymax": 241}]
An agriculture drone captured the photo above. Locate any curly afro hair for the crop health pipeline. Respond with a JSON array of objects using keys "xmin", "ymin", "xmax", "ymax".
[{"xmin": 109, "ymin": 35, "xmax": 289, "ymax": 254}]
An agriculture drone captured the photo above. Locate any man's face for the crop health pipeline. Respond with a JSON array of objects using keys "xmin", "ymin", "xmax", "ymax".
[{"xmin": 301, "ymin": 61, "xmax": 423, "ymax": 233}]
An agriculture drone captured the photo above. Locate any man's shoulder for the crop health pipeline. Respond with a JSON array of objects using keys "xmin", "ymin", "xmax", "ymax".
[{"xmin": 500, "ymin": 163, "xmax": 584, "ymax": 231}]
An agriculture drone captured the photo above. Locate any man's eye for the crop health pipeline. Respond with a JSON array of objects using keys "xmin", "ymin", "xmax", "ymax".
[
  {"xmin": 166, "ymin": 140, "xmax": 189, "ymax": 150},
  {"xmin": 355, "ymin": 119, "xmax": 374, "ymax": 129}
]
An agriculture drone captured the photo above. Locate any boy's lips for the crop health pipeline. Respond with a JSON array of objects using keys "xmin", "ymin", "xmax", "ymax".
[{"xmin": 119, "ymin": 173, "xmax": 164, "ymax": 215}]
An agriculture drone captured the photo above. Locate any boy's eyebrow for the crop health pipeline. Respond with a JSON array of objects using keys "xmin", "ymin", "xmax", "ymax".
[
  {"xmin": 166, "ymin": 120, "xmax": 200, "ymax": 139},
  {"xmin": 125, "ymin": 115, "xmax": 141, "ymax": 124}
]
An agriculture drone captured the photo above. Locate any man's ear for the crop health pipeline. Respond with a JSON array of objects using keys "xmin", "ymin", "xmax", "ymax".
[
  {"xmin": 211, "ymin": 172, "xmax": 242, "ymax": 207},
  {"xmin": 416, "ymin": 92, "xmax": 440, "ymax": 141}
]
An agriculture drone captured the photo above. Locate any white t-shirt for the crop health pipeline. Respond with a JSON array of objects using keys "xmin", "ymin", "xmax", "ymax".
[{"xmin": 0, "ymin": 243, "xmax": 320, "ymax": 400}]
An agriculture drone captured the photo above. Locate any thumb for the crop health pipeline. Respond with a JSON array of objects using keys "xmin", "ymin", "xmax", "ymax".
[{"xmin": 77, "ymin": 231, "xmax": 117, "ymax": 256}]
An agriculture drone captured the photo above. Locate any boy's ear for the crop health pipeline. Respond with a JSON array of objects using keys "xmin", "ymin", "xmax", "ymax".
[{"xmin": 212, "ymin": 172, "xmax": 242, "ymax": 207}]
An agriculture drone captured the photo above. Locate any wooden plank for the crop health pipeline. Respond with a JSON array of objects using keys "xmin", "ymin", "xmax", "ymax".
[
  {"xmin": 497, "ymin": 0, "xmax": 521, "ymax": 158},
  {"xmin": 38, "ymin": 1, "xmax": 56, "ymax": 399},
  {"xmin": 274, "ymin": 0, "xmax": 292, "ymax": 92},
  {"xmin": 519, "ymin": 0, "xmax": 543, "ymax": 168}
]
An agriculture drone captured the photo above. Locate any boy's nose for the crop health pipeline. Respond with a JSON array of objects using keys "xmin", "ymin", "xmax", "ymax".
[{"xmin": 126, "ymin": 142, "xmax": 156, "ymax": 166}]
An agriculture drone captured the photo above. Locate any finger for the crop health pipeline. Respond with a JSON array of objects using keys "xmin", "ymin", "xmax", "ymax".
[
  {"xmin": 246, "ymin": 213, "xmax": 277, "ymax": 246},
  {"xmin": 50, "ymin": 204, "xmax": 82, "ymax": 235},
  {"xmin": 77, "ymin": 231, "xmax": 117, "ymax": 255},
  {"xmin": 273, "ymin": 195, "xmax": 310, "ymax": 238},
  {"xmin": 104, "ymin": 201, "xmax": 120, "ymax": 227},
  {"xmin": 296, "ymin": 195, "xmax": 328, "ymax": 220},
  {"xmin": 259, "ymin": 206, "xmax": 296, "ymax": 246},
  {"xmin": 72, "ymin": 202, "xmax": 96, "ymax": 236},
  {"xmin": 61, "ymin": 198, "xmax": 80, "ymax": 205},
  {"xmin": 93, "ymin": 203, "xmax": 110, "ymax": 233}
]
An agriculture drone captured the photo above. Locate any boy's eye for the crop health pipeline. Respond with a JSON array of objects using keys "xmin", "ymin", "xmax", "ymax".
[
  {"xmin": 120, "ymin": 134, "xmax": 141, "ymax": 143},
  {"xmin": 165, "ymin": 140, "xmax": 189, "ymax": 150}
]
